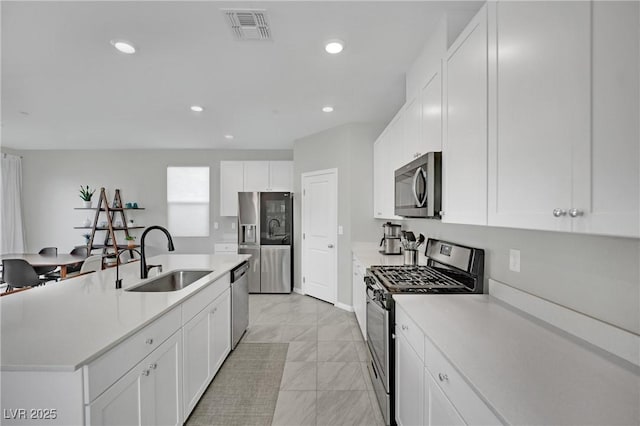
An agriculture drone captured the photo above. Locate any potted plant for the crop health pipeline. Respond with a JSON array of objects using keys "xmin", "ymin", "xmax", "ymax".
[
  {"xmin": 82, "ymin": 233, "xmax": 91, "ymax": 245},
  {"xmin": 79, "ymin": 185, "xmax": 96, "ymax": 208},
  {"xmin": 125, "ymin": 235, "xmax": 136, "ymax": 248}
]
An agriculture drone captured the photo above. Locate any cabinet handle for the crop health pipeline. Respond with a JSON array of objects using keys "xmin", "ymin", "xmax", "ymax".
[
  {"xmin": 145, "ymin": 338, "xmax": 154, "ymax": 345},
  {"xmin": 148, "ymin": 363, "xmax": 157, "ymax": 370},
  {"xmin": 212, "ymin": 307, "xmax": 218, "ymax": 314},
  {"xmin": 568, "ymin": 208, "xmax": 584, "ymax": 218},
  {"xmin": 328, "ymin": 244, "xmax": 334, "ymax": 248},
  {"xmin": 141, "ymin": 369, "xmax": 150, "ymax": 377},
  {"xmin": 552, "ymin": 208, "xmax": 567, "ymax": 217},
  {"xmin": 438, "ymin": 373, "xmax": 448, "ymax": 382}
]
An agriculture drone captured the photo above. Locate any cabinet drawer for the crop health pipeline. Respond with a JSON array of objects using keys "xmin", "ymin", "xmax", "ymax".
[
  {"xmin": 85, "ymin": 306, "xmax": 181, "ymax": 403},
  {"xmin": 214, "ymin": 243, "xmax": 238, "ymax": 253},
  {"xmin": 395, "ymin": 305, "xmax": 424, "ymax": 363},
  {"xmin": 424, "ymin": 335, "xmax": 502, "ymax": 425},
  {"xmin": 181, "ymin": 273, "xmax": 230, "ymax": 325}
]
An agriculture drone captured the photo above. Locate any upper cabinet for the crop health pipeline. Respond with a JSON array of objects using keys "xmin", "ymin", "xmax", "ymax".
[
  {"xmin": 220, "ymin": 161, "xmax": 293, "ymax": 216},
  {"xmin": 373, "ymin": 126, "xmax": 403, "ymax": 220},
  {"xmin": 442, "ymin": 5, "xmax": 488, "ymax": 225},
  {"xmin": 486, "ymin": 1, "xmax": 639, "ymax": 237},
  {"xmin": 421, "ymin": 68, "xmax": 443, "ymax": 154}
]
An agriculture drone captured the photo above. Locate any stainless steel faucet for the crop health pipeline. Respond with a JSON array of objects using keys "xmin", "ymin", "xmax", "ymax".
[{"xmin": 140, "ymin": 226, "xmax": 175, "ymax": 279}]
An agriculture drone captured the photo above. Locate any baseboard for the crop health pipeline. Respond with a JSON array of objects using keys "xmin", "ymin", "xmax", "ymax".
[
  {"xmin": 489, "ymin": 279, "xmax": 640, "ymax": 367},
  {"xmin": 335, "ymin": 302, "xmax": 354, "ymax": 312},
  {"xmin": 293, "ymin": 287, "xmax": 305, "ymax": 295}
]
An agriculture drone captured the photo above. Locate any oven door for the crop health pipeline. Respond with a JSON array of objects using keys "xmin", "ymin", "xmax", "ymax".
[{"xmin": 366, "ymin": 290, "xmax": 389, "ymax": 391}]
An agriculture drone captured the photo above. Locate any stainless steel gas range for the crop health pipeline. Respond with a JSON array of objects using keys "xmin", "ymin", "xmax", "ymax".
[{"xmin": 364, "ymin": 239, "xmax": 485, "ymax": 426}]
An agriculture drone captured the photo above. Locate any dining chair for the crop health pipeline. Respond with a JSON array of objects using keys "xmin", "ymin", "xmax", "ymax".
[
  {"xmin": 66, "ymin": 246, "xmax": 89, "ymax": 274},
  {"xmin": 33, "ymin": 247, "xmax": 58, "ymax": 277},
  {"xmin": 2, "ymin": 259, "xmax": 49, "ymax": 293},
  {"xmin": 80, "ymin": 255, "xmax": 103, "ymax": 274}
]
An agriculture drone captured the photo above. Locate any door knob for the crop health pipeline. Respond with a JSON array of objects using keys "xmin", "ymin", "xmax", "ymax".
[
  {"xmin": 552, "ymin": 208, "xmax": 567, "ymax": 217},
  {"xmin": 328, "ymin": 244, "xmax": 334, "ymax": 248}
]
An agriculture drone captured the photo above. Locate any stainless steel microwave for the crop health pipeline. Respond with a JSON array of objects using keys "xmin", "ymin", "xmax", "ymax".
[{"xmin": 394, "ymin": 152, "xmax": 442, "ymax": 218}]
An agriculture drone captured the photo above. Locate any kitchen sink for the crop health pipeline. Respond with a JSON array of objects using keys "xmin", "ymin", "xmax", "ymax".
[{"xmin": 126, "ymin": 270, "xmax": 213, "ymax": 292}]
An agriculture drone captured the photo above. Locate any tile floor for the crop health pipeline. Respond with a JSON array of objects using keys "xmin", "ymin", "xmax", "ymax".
[{"xmin": 245, "ymin": 293, "xmax": 385, "ymax": 426}]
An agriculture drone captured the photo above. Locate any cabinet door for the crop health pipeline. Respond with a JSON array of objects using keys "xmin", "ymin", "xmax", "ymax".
[
  {"xmin": 88, "ymin": 366, "xmax": 143, "ymax": 426},
  {"xmin": 421, "ymin": 67, "xmax": 442, "ymax": 153},
  {"xmin": 143, "ymin": 332, "xmax": 182, "ymax": 426},
  {"xmin": 574, "ymin": 1, "xmax": 639, "ymax": 237},
  {"xmin": 424, "ymin": 370, "xmax": 465, "ymax": 426},
  {"xmin": 373, "ymin": 138, "xmax": 384, "ymax": 218},
  {"xmin": 487, "ymin": 2, "xmax": 590, "ymax": 232},
  {"xmin": 182, "ymin": 306, "xmax": 212, "ymax": 417},
  {"xmin": 442, "ymin": 5, "xmax": 488, "ymax": 225},
  {"xmin": 396, "ymin": 332, "xmax": 424, "ymax": 426},
  {"xmin": 220, "ymin": 161, "xmax": 244, "ymax": 217},
  {"xmin": 352, "ymin": 259, "xmax": 366, "ymax": 340},
  {"xmin": 404, "ymin": 96, "xmax": 422, "ymax": 164},
  {"xmin": 243, "ymin": 162, "xmax": 270, "ymax": 192},
  {"xmin": 269, "ymin": 161, "xmax": 293, "ymax": 192},
  {"xmin": 383, "ymin": 117, "xmax": 404, "ymax": 220},
  {"xmin": 210, "ymin": 288, "xmax": 231, "ymax": 376}
]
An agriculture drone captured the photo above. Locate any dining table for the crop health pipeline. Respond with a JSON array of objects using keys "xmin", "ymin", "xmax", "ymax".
[{"xmin": 0, "ymin": 253, "xmax": 87, "ymax": 279}]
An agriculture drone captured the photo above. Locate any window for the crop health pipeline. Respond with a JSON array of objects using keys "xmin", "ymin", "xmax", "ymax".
[{"xmin": 167, "ymin": 167, "xmax": 210, "ymax": 237}]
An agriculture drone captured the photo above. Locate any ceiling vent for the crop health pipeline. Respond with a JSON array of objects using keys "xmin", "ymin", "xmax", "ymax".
[{"xmin": 222, "ymin": 9, "xmax": 272, "ymax": 41}]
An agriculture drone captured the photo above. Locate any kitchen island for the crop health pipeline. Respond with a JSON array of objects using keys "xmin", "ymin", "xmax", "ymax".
[{"xmin": 0, "ymin": 253, "xmax": 250, "ymax": 425}]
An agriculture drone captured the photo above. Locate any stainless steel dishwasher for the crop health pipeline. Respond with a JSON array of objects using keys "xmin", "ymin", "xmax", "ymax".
[{"xmin": 231, "ymin": 261, "xmax": 249, "ymax": 350}]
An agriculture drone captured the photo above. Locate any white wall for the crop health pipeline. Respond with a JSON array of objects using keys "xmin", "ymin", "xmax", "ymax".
[
  {"xmin": 10, "ymin": 149, "xmax": 292, "ymax": 255},
  {"xmin": 293, "ymin": 123, "xmax": 380, "ymax": 306},
  {"xmin": 394, "ymin": 218, "xmax": 640, "ymax": 335}
]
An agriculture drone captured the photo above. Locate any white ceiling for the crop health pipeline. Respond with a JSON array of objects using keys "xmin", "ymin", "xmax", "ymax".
[{"xmin": 1, "ymin": 1, "xmax": 482, "ymax": 150}]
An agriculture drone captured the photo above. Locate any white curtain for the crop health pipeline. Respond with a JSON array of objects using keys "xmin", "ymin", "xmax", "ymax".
[{"xmin": 1, "ymin": 153, "xmax": 26, "ymax": 254}]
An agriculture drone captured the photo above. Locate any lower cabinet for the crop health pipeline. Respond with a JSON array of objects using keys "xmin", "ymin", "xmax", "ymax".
[
  {"xmin": 183, "ymin": 288, "xmax": 231, "ymax": 418},
  {"xmin": 88, "ymin": 331, "xmax": 182, "ymax": 426},
  {"xmin": 395, "ymin": 332, "xmax": 424, "ymax": 426},
  {"xmin": 352, "ymin": 256, "xmax": 366, "ymax": 339},
  {"xmin": 424, "ymin": 369, "xmax": 465, "ymax": 426}
]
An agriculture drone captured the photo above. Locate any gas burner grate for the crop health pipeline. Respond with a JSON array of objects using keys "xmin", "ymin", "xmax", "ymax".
[{"xmin": 371, "ymin": 266, "xmax": 466, "ymax": 291}]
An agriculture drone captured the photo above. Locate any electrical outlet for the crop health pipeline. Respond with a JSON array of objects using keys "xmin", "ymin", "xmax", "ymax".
[
  {"xmin": 338, "ymin": 225, "xmax": 344, "ymax": 235},
  {"xmin": 509, "ymin": 249, "xmax": 521, "ymax": 272},
  {"xmin": 231, "ymin": 222, "xmax": 236, "ymax": 230},
  {"xmin": 214, "ymin": 222, "xmax": 219, "ymax": 230}
]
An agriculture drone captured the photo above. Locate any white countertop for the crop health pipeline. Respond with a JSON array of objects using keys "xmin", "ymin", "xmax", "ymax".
[
  {"xmin": 0, "ymin": 254, "xmax": 249, "ymax": 372},
  {"xmin": 394, "ymin": 294, "xmax": 640, "ymax": 426},
  {"xmin": 351, "ymin": 241, "xmax": 428, "ymax": 268}
]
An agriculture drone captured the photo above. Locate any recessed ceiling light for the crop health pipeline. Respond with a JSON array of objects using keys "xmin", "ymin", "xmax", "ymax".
[
  {"xmin": 190, "ymin": 105, "xmax": 204, "ymax": 112},
  {"xmin": 110, "ymin": 40, "xmax": 136, "ymax": 54},
  {"xmin": 325, "ymin": 40, "xmax": 344, "ymax": 54},
  {"xmin": 322, "ymin": 106, "xmax": 334, "ymax": 113},
  {"xmin": 224, "ymin": 134, "xmax": 234, "ymax": 140}
]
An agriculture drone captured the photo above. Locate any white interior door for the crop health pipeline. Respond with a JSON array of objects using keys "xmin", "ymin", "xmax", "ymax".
[{"xmin": 302, "ymin": 169, "xmax": 337, "ymax": 304}]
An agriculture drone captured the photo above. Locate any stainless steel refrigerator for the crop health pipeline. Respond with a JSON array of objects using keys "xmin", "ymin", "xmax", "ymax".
[{"xmin": 238, "ymin": 192, "xmax": 293, "ymax": 293}]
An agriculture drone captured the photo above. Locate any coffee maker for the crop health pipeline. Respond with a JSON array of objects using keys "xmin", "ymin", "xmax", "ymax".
[{"xmin": 379, "ymin": 221, "xmax": 402, "ymax": 255}]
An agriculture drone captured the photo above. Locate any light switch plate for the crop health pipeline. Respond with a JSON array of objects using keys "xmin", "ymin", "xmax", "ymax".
[
  {"xmin": 338, "ymin": 225, "xmax": 344, "ymax": 235},
  {"xmin": 509, "ymin": 249, "xmax": 521, "ymax": 272},
  {"xmin": 231, "ymin": 222, "xmax": 236, "ymax": 230},
  {"xmin": 214, "ymin": 222, "xmax": 219, "ymax": 230}
]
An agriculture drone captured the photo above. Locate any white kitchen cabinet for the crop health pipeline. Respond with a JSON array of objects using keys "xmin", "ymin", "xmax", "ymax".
[
  {"xmin": 210, "ymin": 287, "xmax": 231, "ymax": 374},
  {"xmin": 88, "ymin": 331, "xmax": 182, "ymax": 426},
  {"xmin": 424, "ymin": 369, "xmax": 465, "ymax": 426},
  {"xmin": 221, "ymin": 161, "xmax": 293, "ymax": 216},
  {"xmin": 243, "ymin": 161, "xmax": 271, "ymax": 192},
  {"xmin": 421, "ymin": 67, "xmax": 442, "ymax": 154},
  {"xmin": 220, "ymin": 161, "xmax": 244, "ymax": 216},
  {"xmin": 442, "ymin": 4, "xmax": 488, "ymax": 226},
  {"xmin": 269, "ymin": 161, "xmax": 294, "ymax": 191},
  {"xmin": 182, "ymin": 287, "xmax": 231, "ymax": 418},
  {"xmin": 351, "ymin": 255, "xmax": 366, "ymax": 339},
  {"xmin": 487, "ymin": 1, "xmax": 590, "ymax": 233},
  {"xmin": 403, "ymin": 96, "xmax": 422, "ymax": 164},
  {"xmin": 396, "ymin": 332, "xmax": 424, "ymax": 426},
  {"xmin": 373, "ymin": 117, "xmax": 404, "ymax": 220}
]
